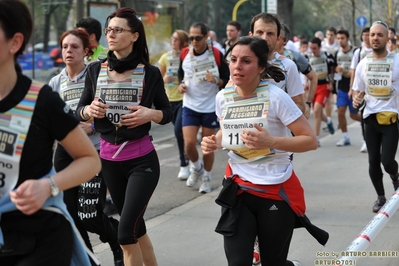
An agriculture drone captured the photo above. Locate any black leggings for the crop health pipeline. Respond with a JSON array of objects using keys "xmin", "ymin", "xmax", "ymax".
[
  {"xmin": 364, "ymin": 114, "xmax": 399, "ymax": 196},
  {"xmin": 54, "ymin": 145, "xmax": 118, "ymax": 250},
  {"xmin": 101, "ymin": 150, "xmax": 160, "ymax": 245},
  {"xmin": 223, "ymin": 193, "xmax": 296, "ymax": 266}
]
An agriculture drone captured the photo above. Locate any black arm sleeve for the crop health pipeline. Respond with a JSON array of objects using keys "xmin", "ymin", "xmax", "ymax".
[
  {"xmin": 76, "ymin": 61, "xmax": 101, "ymax": 121},
  {"xmin": 148, "ymin": 66, "xmax": 173, "ymax": 125}
]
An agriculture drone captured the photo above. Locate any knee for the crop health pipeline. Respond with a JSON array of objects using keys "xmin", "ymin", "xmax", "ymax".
[{"xmin": 184, "ymin": 142, "xmax": 197, "ymax": 154}]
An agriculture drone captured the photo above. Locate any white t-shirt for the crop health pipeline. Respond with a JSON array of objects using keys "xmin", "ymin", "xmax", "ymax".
[
  {"xmin": 285, "ymin": 40, "xmax": 298, "ymax": 52},
  {"xmin": 182, "ymin": 50, "xmax": 220, "ymax": 113},
  {"xmin": 269, "ymin": 52, "xmax": 304, "ymax": 97},
  {"xmin": 215, "ymin": 83, "xmax": 302, "ymax": 185},
  {"xmin": 352, "ymin": 53, "xmax": 399, "ymax": 118},
  {"xmin": 350, "ymin": 46, "xmax": 372, "ymax": 70}
]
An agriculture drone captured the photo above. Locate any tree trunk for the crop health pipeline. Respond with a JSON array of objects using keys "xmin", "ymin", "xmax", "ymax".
[{"xmin": 277, "ymin": 0, "xmax": 294, "ymax": 37}]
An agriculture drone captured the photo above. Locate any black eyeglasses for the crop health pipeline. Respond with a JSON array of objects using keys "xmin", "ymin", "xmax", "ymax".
[
  {"xmin": 372, "ymin": 21, "xmax": 389, "ymax": 29},
  {"xmin": 188, "ymin": 36, "xmax": 205, "ymax": 42},
  {"xmin": 104, "ymin": 26, "xmax": 134, "ymax": 35}
]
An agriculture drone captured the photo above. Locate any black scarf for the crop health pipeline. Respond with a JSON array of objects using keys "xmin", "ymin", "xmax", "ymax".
[{"xmin": 107, "ymin": 49, "xmax": 141, "ymax": 73}]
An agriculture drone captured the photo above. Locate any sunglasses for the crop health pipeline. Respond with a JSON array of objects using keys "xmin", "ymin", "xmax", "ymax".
[
  {"xmin": 372, "ymin": 21, "xmax": 389, "ymax": 29},
  {"xmin": 188, "ymin": 36, "xmax": 205, "ymax": 42}
]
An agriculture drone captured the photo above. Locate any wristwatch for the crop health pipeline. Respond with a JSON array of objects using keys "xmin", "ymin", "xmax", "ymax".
[
  {"xmin": 48, "ymin": 176, "xmax": 59, "ymax": 197},
  {"xmin": 306, "ymin": 102, "xmax": 312, "ymax": 108}
]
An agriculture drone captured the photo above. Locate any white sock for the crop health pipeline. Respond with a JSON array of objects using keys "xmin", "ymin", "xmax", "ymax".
[
  {"xmin": 192, "ymin": 160, "xmax": 202, "ymax": 170},
  {"xmin": 204, "ymin": 170, "xmax": 212, "ymax": 179},
  {"xmin": 327, "ymin": 117, "xmax": 332, "ymax": 124},
  {"xmin": 343, "ymin": 132, "xmax": 349, "ymax": 139}
]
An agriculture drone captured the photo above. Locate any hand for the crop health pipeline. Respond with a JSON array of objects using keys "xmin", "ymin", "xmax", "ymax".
[
  {"xmin": 205, "ymin": 70, "xmax": 217, "ymax": 84},
  {"xmin": 79, "ymin": 122, "xmax": 93, "ymax": 134},
  {"xmin": 327, "ymin": 83, "xmax": 333, "ymax": 91},
  {"xmin": 348, "ymin": 89, "xmax": 353, "ymax": 99},
  {"xmin": 353, "ymin": 91, "xmax": 365, "ymax": 109},
  {"xmin": 304, "ymin": 104, "xmax": 310, "ymax": 119},
  {"xmin": 335, "ymin": 65, "xmax": 343, "ymax": 73},
  {"xmin": 201, "ymin": 134, "xmax": 220, "ymax": 155},
  {"xmin": 178, "ymin": 83, "xmax": 187, "ymax": 93},
  {"xmin": 10, "ymin": 179, "xmax": 50, "ymax": 215},
  {"xmin": 164, "ymin": 75, "xmax": 174, "ymax": 83},
  {"xmin": 241, "ymin": 124, "xmax": 274, "ymax": 150},
  {"xmin": 88, "ymin": 99, "xmax": 108, "ymax": 119},
  {"xmin": 121, "ymin": 105, "xmax": 152, "ymax": 128}
]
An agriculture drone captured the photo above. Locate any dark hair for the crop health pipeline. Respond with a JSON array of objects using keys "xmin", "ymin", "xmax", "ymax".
[
  {"xmin": 281, "ymin": 23, "xmax": 290, "ymax": 41},
  {"xmin": 309, "ymin": 37, "xmax": 322, "ymax": 47},
  {"xmin": 227, "ymin": 21, "xmax": 242, "ymax": 31},
  {"xmin": 326, "ymin": 26, "xmax": 337, "ymax": 35},
  {"xmin": 190, "ymin": 22, "xmax": 209, "ymax": 36},
  {"xmin": 106, "ymin": 7, "xmax": 149, "ymax": 65},
  {"xmin": 361, "ymin": 27, "xmax": 370, "ymax": 34},
  {"xmin": 389, "ymin": 37, "xmax": 397, "ymax": 45},
  {"xmin": 389, "ymin": 27, "xmax": 396, "ymax": 35},
  {"xmin": 360, "ymin": 27, "xmax": 370, "ymax": 41},
  {"xmin": 230, "ymin": 36, "xmax": 285, "ymax": 82},
  {"xmin": 300, "ymin": 40, "xmax": 308, "ymax": 46},
  {"xmin": 337, "ymin": 29, "xmax": 349, "ymax": 38},
  {"xmin": 76, "ymin": 17, "xmax": 102, "ymax": 43},
  {"xmin": 59, "ymin": 28, "xmax": 95, "ymax": 57},
  {"xmin": 250, "ymin": 13, "xmax": 281, "ymax": 37},
  {"xmin": 0, "ymin": 0, "xmax": 32, "ymax": 63}
]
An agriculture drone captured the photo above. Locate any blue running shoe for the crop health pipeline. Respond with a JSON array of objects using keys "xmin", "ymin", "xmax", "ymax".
[{"xmin": 327, "ymin": 121, "xmax": 335, "ymax": 135}]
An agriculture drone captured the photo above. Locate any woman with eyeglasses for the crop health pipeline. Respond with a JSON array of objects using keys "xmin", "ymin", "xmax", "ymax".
[
  {"xmin": 157, "ymin": 30, "xmax": 190, "ymax": 180},
  {"xmin": 0, "ymin": 1, "xmax": 101, "ymax": 265},
  {"xmin": 48, "ymin": 28, "xmax": 123, "ymax": 266},
  {"xmin": 177, "ymin": 22, "xmax": 229, "ymax": 193},
  {"xmin": 77, "ymin": 7, "xmax": 172, "ymax": 266}
]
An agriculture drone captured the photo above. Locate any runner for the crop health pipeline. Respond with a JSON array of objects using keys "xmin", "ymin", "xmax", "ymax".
[
  {"xmin": 76, "ymin": 7, "xmax": 173, "ymax": 265},
  {"xmin": 224, "ymin": 20, "xmax": 242, "ymax": 63},
  {"xmin": 308, "ymin": 37, "xmax": 337, "ymax": 146},
  {"xmin": 201, "ymin": 36, "xmax": 328, "ymax": 266},
  {"xmin": 334, "ymin": 29, "xmax": 362, "ymax": 146},
  {"xmin": 0, "ymin": 2, "xmax": 101, "ymax": 265},
  {"xmin": 177, "ymin": 22, "xmax": 229, "ymax": 193},
  {"xmin": 49, "ymin": 28, "xmax": 123, "ymax": 266},
  {"xmin": 158, "ymin": 30, "xmax": 190, "ymax": 180},
  {"xmin": 352, "ymin": 20, "xmax": 399, "ymax": 213}
]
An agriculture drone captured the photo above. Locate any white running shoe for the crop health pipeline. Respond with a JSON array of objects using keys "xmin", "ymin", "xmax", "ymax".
[
  {"xmin": 186, "ymin": 164, "xmax": 204, "ymax": 187},
  {"xmin": 252, "ymin": 237, "xmax": 261, "ymax": 265},
  {"xmin": 199, "ymin": 175, "xmax": 211, "ymax": 193},
  {"xmin": 177, "ymin": 166, "xmax": 190, "ymax": 180},
  {"xmin": 291, "ymin": 260, "xmax": 303, "ymax": 266},
  {"xmin": 336, "ymin": 137, "xmax": 351, "ymax": 146},
  {"xmin": 360, "ymin": 141, "xmax": 367, "ymax": 153}
]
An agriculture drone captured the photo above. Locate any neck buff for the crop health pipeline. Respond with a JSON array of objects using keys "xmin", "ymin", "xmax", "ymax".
[{"xmin": 107, "ymin": 49, "xmax": 141, "ymax": 73}]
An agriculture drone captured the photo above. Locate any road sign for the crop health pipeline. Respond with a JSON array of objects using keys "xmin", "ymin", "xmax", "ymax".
[
  {"xmin": 357, "ymin": 15, "xmax": 368, "ymax": 27},
  {"xmin": 267, "ymin": 0, "xmax": 277, "ymax": 14}
]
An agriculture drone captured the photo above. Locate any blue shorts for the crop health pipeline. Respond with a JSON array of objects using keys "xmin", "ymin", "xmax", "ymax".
[
  {"xmin": 182, "ymin": 107, "xmax": 220, "ymax": 128},
  {"xmin": 337, "ymin": 89, "xmax": 358, "ymax": 114}
]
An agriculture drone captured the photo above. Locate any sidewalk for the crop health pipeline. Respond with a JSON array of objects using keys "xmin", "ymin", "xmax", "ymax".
[{"xmin": 94, "ymin": 121, "xmax": 399, "ymax": 266}]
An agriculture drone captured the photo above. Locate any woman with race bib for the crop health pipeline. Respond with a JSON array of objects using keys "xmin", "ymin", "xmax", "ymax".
[
  {"xmin": 158, "ymin": 30, "xmax": 190, "ymax": 180},
  {"xmin": 0, "ymin": 1, "xmax": 101, "ymax": 265},
  {"xmin": 76, "ymin": 7, "xmax": 172, "ymax": 266},
  {"xmin": 201, "ymin": 36, "xmax": 328, "ymax": 266},
  {"xmin": 49, "ymin": 28, "xmax": 123, "ymax": 266}
]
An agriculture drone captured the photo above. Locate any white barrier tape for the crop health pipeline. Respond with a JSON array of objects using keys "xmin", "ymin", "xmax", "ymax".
[{"xmin": 333, "ymin": 191, "xmax": 399, "ymax": 265}]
